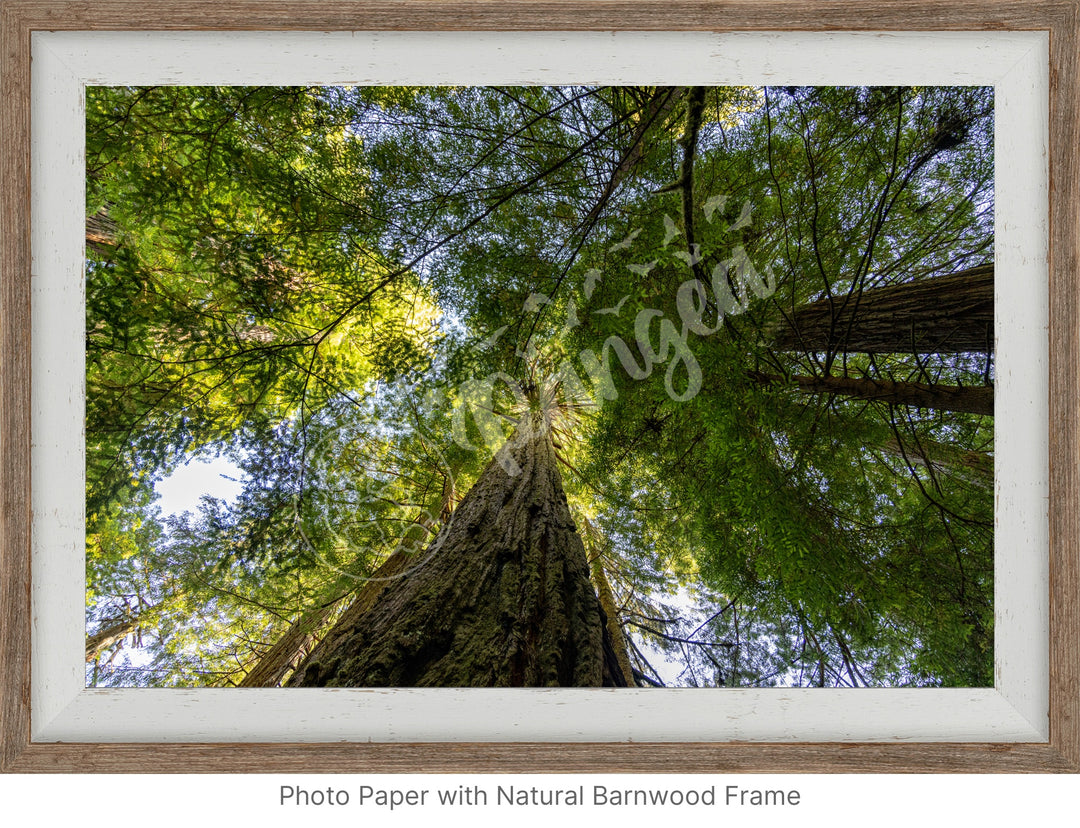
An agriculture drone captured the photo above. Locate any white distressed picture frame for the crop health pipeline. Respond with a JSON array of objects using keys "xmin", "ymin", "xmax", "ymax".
[{"xmin": 30, "ymin": 30, "xmax": 1048, "ymax": 743}]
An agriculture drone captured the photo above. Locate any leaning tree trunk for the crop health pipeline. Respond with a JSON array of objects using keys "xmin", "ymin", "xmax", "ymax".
[
  {"xmin": 288, "ymin": 410, "xmax": 628, "ymax": 687},
  {"xmin": 590, "ymin": 555, "xmax": 637, "ymax": 687},
  {"xmin": 85, "ymin": 616, "xmax": 138, "ymax": 662},
  {"xmin": 85, "ymin": 208, "xmax": 119, "ymax": 254},
  {"xmin": 749, "ymin": 371, "xmax": 993, "ymax": 416},
  {"xmin": 880, "ymin": 435, "xmax": 993, "ymax": 491},
  {"xmin": 580, "ymin": 515, "xmax": 637, "ymax": 687},
  {"xmin": 241, "ymin": 492, "xmax": 454, "ymax": 687},
  {"xmin": 770, "ymin": 264, "xmax": 994, "ymax": 355},
  {"xmin": 237, "ymin": 599, "xmax": 344, "ymax": 687}
]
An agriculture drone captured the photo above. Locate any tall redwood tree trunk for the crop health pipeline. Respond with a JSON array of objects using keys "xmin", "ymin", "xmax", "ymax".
[
  {"xmin": 288, "ymin": 410, "xmax": 627, "ymax": 687},
  {"xmin": 749, "ymin": 370, "xmax": 993, "ymax": 416},
  {"xmin": 771, "ymin": 265, "xmax": 993, "ymax": 355}
]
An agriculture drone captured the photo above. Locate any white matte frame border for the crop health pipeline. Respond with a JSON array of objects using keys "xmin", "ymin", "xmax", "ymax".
[{"xmin": 30, "ymin": 30, "xmax": 1048, "ymax": 743}]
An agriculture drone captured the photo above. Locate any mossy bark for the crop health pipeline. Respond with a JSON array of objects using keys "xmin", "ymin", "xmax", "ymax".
[{"xmin": 288, "ymin": 412, "xmax": 623, "ymax": 687}]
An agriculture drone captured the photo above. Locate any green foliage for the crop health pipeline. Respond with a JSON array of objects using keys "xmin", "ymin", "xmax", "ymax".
[
  {"xmin": 569, "ymin": 85, "xmax": 993, "ymax": 686},
  {"xmin": 86, "ymin": 87, "xmax": 441, "ymax": 515},
  {"xmin": 86, "ymin": 84, "xmax": 995, "ymax": 688}
]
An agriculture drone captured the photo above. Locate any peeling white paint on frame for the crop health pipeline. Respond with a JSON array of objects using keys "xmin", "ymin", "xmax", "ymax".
[{"xmin": 30, "ymin": 30, "xmax": 1049, "ymax": 743}]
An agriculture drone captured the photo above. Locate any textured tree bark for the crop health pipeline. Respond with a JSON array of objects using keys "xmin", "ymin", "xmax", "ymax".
[
  {"xmin": 288, "ymin": 411, "xmax": 624, "ymax": 687},
  {"xmin": 749, "ymin": 370, "xmax": 993, "ymax": 416},
  {"xmin": 242, "ymin": 501, "xmax": 451, "ymax": 687},
  {"xmin": 85, "ymin": 210, "xmax": 119, "ymax": 253},
  {"xmin": 590, "ymin": 555, "xmax": 637, "ymax": 687},
  {"xmin": 237, "ymin": 599, "xmax": 342, "ymax": 688},
  {"xmin": 770, "ymin": 265, "xmax": 993, "ymax": 354},
  {"xmin": 85, "ymin": 616, "xmax": 137, "ymax": 662}
]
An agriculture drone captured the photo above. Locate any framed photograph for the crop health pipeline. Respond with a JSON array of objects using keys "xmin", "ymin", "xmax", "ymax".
[{"xmin": 2, "ymin": 1, "xmax": 1078, "ymax": 773}]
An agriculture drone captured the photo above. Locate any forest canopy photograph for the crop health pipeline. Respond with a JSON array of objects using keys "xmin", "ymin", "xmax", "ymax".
[{"xmin": 84, "ymin": 84, "xmax": 994, "ymax": 689}]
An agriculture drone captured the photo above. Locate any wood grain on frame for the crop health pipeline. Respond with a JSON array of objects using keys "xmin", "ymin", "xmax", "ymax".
[{"xmin": 1, "ymin": 0, "xmax": 1078, "ymax": 773}]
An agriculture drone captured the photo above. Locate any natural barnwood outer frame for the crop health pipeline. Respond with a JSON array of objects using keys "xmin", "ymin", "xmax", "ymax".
[{"xmin": 1, "ymin": 0, "xmax": 1077, "ymax": 773}]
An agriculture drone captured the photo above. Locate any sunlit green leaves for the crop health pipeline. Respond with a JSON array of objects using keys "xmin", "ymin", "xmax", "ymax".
[{"xmin": 86, "ymin": 84, "xmax": 994, "ymax": 688}]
